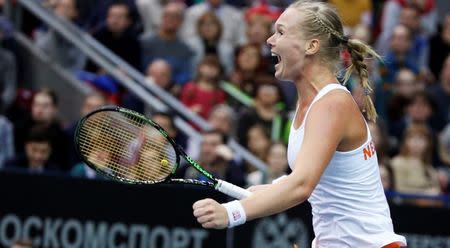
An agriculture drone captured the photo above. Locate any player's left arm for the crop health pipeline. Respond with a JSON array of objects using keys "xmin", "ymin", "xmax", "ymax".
[{"xmin": 193, "ymin": 92, "xmax": 353, "ymax": 228}]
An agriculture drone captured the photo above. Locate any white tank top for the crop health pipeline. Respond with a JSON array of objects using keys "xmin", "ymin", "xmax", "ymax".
[{"xmin": 287, "ymin": 84, "xmax": 406, "ymax": 248}]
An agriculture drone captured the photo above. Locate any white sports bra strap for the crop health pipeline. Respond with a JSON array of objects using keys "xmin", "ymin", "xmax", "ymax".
[{"xmin": 298, "ymin": 84, "xmax": 350, "ymax": 129}]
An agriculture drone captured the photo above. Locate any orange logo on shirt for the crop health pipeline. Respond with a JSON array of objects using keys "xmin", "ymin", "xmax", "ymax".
[{"xmin": 363, "ymin": 141, "xmax": 376, "ymax": 160}]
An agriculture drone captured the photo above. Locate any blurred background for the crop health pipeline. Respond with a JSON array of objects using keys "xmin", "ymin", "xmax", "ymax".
[{"xmin": 0, "ymin": 0, "xmax": 449, "ymax": 247}]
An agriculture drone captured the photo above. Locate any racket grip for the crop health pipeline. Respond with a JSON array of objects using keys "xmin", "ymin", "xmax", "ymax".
[{"xmin": 216, "ymin": 179, "xmax": 252, "ymax": 199}]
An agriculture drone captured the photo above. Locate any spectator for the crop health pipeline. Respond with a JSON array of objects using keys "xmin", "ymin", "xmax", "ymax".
[
  {"xmin": 247, "ymin": 142, "xmax": 288, "ymax": 186},
  {"xmin": 73, "ymin": 0, "xmax": 96, "ymax": 29},
  {"xmin": 237, "ymin": 82, "xmax": 287, "ymax": 146},
  {"xmin": 180, "ymin": 55, "xmax": 226, "ymax": 119},
  {"xmin": 397, "ymin": 5, "xmax": 431, "ymax": 74},
  {"xmin": 390, "ymin": 124, "xmax": 441, "ymax": 195},
  {"xmin": 152, "ymin": 111, "xmax": 187, "ymax": 149},
  {"xmin": 207, "ymin": 104, "xmax": 235, "ymax": 136},
  {"xmin": 187, "ymin": 104, "xmax": 235, "ymax": 160},
  {"xmin": 0, "ymin": 16, "xmax": 18, "ymax": 96},
  {"xmin": 185, "ymin": 12, "xmax": 234, "ymax": 75},
  {"xmin": 244, "ymin": 1, "xmax": 282, "ymax": 24},
  {"xmin": 246, "ymin": 124, "xmax": 271, "ymax": 164},
  {"xmin": 70, "ymin": 159, "xmax": 102, "ymax": 179},
  {"xmin": 86, "ymin": 1, "xmax": 141, "ymax": 72},
  {"xmin": 14, "ymin": 89, "xmax": 70, "ymax": 170},
  {"xmin": 377, "ymin": 6, "xmax": 430, "ymax": 76},
  {"xmin": 351, "ymin": 24, "xmax": 372, "ymax": 44},
  {"xmin": 81, "ymin": 0, "xmax": 141, "ymax": 32},
  {"xmin": 245, "ymin": 11, "xmax": 275, "ymax": 65},
  {"xmin": 0, "ymin": 14, "xmax": 17, "ymax": 104},
  {"xmin": 380, "ymin": 0, "xmax": 437, "ymax": 38},
  {"xmin": 140, "ymin": 2, "xmax": 194, "ymax": 85},
  {"xmin": 136, "ymin": 0, "xmax": 168, "ymax": 36},
  {"xmin": 368, "ymin": 121, "xmax": 394, "ymax": 191},
  {"xmin": 438, "ymin": 123, "xmax": 450, "ymax": 191},
  {"xmin": 0, "ymin": 47, "xmax": 17, "ymax": 112},
  {"xmin": 144, "ymin": 59, "xmax": 180, "ymax": 98},
  {"xmin": 0, "ymin": 14, "xmax": 17, "ymax": 52},
  {"xmin": 183, "ymin": 130, "xmax": 246, "ymax": 187},
  {"xmin": 386, "ymin": 68, "xmax": 420, "ymax": 123},
  {"xmin": 71, "ymin": 148, "xmax": 110, "ymax": 180},
  {"xmin": 375, "ymin": 25, "xmax": 419, "ymax": 118},
  {"xmin": 36, "ymin": 0, "xmax": 87, "ymax": 72},
  {"xmin": 380, "ymin": 25, "xmax": 418, "ymax": 83},
  {"xmin": 5, "ymin": 125, "xmax": 59, "ymax": 174},
  {"xmin": 180, "ymin": 0, "xmax": 247, "ymax": 49},
  {"xmin": 0, "ymin": 113, "xmax": 13, "ymax": 168},
  {"xmin": 439, "ymin": 123, "xmax": 450, "ymax": 166},
  {"xmin": 427, "ymin": 55, "xmax": 450, "ymax": 131},
  {"xmin": 389, "ymin": 91, "xmax": 437, "ymax": 145},
  {"xmin": 66, "ymin": 93, "xmax": 108, "ymax": 168},
  {"xmin": 229, "ymin": 43, "xmax": 273, "ymax": 96},
  {"xmin": 75, "ymin": 71, "xmax": 121, "ymax": 104},
  {"xmin": 428, "ymin": 13, "xmax": 450, "ymax": 78}
]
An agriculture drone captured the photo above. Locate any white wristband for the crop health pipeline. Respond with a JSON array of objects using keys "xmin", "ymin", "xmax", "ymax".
[
  {"xmin": 272, "ymin": 175, "xmax": 287, "ymax": 184},
  {"xmin": 222, "ymin": 200, "xmax": 246, "ymax": 228}
]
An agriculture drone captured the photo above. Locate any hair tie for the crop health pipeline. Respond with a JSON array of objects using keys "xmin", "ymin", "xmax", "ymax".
[{"xmin": 363, "ymin": 87, "xmax": 371, "ymax": 96}]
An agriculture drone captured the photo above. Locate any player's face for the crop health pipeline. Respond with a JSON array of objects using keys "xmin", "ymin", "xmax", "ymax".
[{"xmin": 267, "ymin": 8, "xmax": 307, "ymax": 81}]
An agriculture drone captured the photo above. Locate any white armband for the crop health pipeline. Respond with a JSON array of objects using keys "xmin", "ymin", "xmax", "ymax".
[
  {"xmin": 222, "ymin": 200, "xmax": 246, "ymax": 228},
  {"xmin": 272, "ymin": 175, "xmax": 287, "ymax": 184}
]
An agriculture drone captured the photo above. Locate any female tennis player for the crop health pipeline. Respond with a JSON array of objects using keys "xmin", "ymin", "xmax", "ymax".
[{"xmin": 193, "ymin": 1, "xmax": 407, "ymax": 247}]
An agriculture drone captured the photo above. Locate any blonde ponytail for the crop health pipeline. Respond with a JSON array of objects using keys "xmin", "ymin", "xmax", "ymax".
[{"xmin": 343, "ymin": 39, "xmax": 381, "ymax": 122}]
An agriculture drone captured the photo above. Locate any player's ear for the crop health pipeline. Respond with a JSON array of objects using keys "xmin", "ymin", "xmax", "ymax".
[{"xmin": 305, "ymin": 39, "xmax": 320, "ymax": 55}]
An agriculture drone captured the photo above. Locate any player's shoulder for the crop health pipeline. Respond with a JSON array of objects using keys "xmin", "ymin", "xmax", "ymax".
[
  {"xmin": 305, "ymin": 88, "xmax": 356, "ymax": 129},
  {"xmin": 314, "ymin": 88, "xmax": 354, "ymax": 113}
]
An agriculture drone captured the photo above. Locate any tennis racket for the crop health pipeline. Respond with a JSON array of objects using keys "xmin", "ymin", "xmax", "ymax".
[{"xmin": 75, "ymin": 106, "xmax": 252, "ymax": 200}]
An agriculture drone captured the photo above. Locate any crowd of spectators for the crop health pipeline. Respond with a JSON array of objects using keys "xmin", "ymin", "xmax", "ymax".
[{"xmin": 0, "ymin": 0, "xmax": 449, "ymax": 207}]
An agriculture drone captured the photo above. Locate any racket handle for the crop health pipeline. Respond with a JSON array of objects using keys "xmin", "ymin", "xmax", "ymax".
[{"xmin": 216, "ymin": 179, "xmax": 252, "ymax": 199}]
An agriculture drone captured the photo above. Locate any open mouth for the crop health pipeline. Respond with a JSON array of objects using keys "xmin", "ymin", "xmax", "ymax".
[{"xmin": 271, "ymin": 52, "xmax": 281, "ymax": 65}]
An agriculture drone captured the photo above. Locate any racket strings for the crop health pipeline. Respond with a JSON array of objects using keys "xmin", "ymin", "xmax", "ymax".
[
  {"xmin": 118, "ymin": 114, "xmax": 176, "ymax": 180},
  {"xmin": 77, "ymin": 111, "xmax": 177, "ymax": 182},
  {"xmin": 103, "ymin": 113, "xmax": 175, "ymax": 180},
  {"xmin": 80, "ymin": 115, "xmax": 174, "ymax": 181}
]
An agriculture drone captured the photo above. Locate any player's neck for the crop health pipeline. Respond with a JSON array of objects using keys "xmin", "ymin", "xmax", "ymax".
[{"xmin": 295, "ymin": 63, "xmax": 337, "ymax": 104}]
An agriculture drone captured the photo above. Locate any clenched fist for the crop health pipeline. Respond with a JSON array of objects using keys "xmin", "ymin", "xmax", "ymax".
[{"xmin": 193, "ymin": 198, "xmax": 228, "ymax": 229}]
